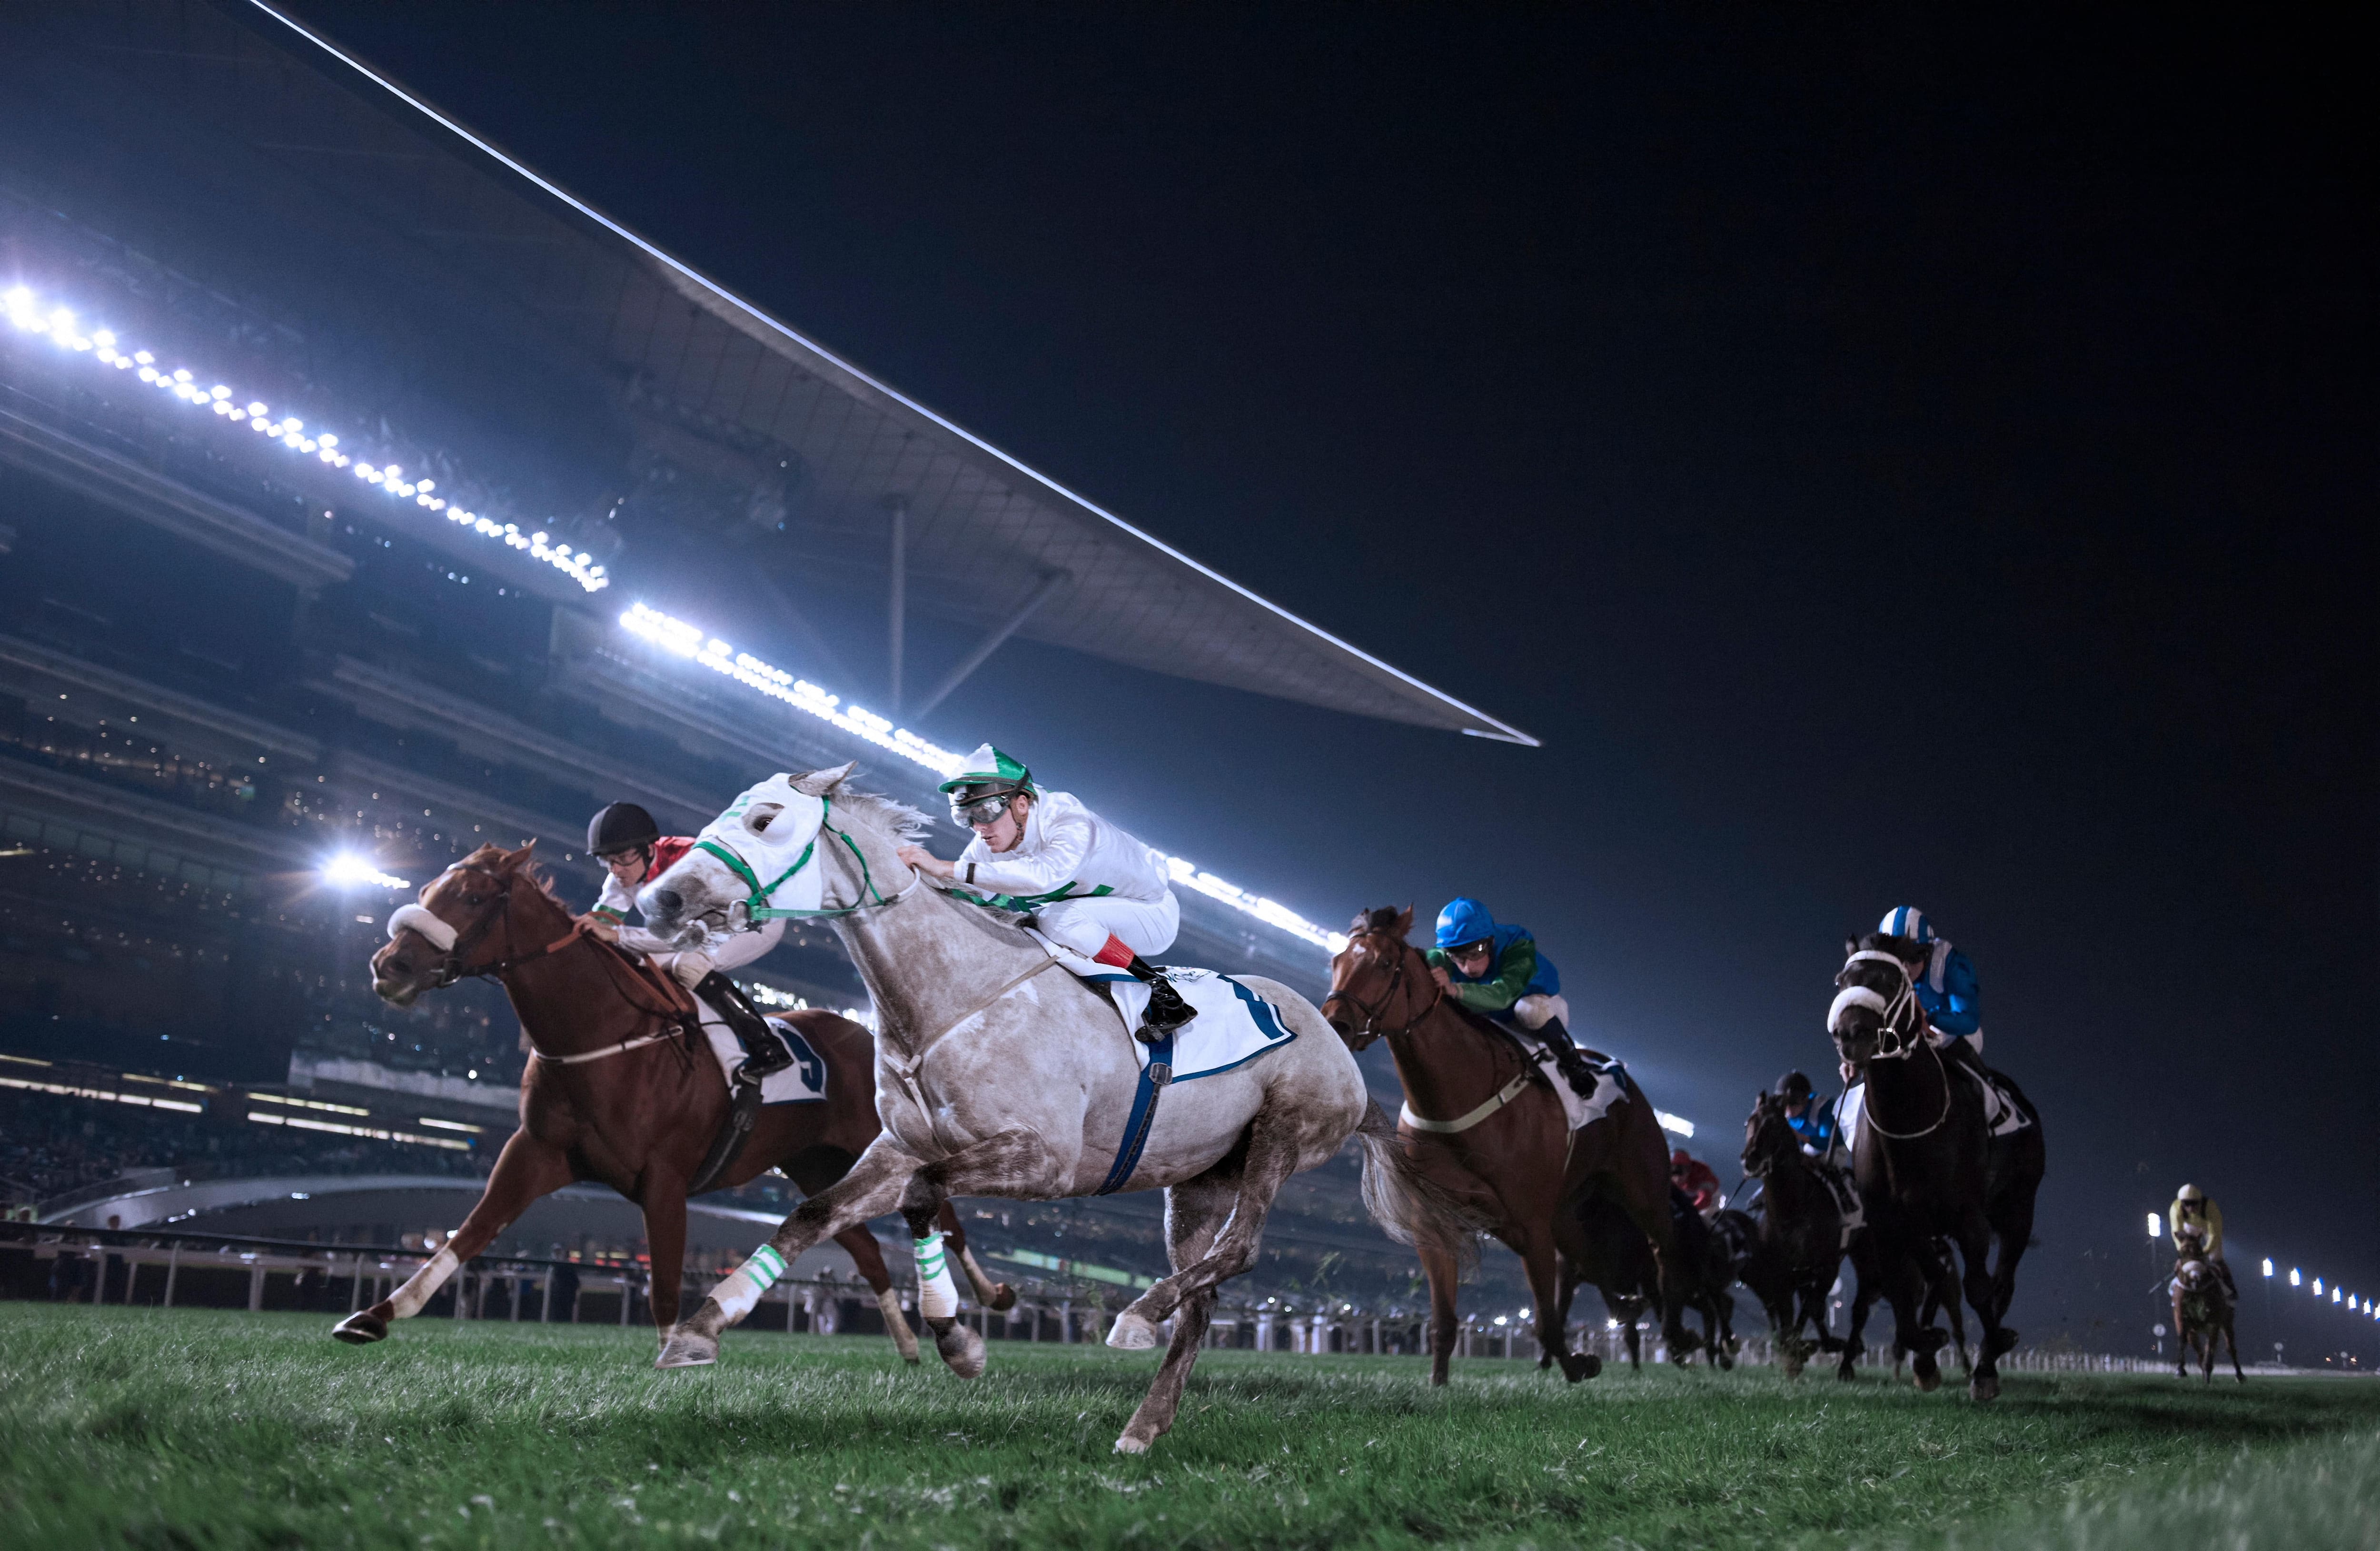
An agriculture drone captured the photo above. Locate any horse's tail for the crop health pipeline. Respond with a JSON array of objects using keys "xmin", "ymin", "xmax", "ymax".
[{"xmin": 1355, "ymin": 1101, "xmax": 1485, "ymax": 1280}]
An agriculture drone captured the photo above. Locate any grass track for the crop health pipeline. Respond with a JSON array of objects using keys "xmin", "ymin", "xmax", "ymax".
[{"xmin": 1, "ymin": 1307, "xmax": 2373, "ymax": 1549}]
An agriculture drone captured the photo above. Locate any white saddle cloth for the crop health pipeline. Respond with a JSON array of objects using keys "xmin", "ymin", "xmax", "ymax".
[
  {"xmin": 1059, "ymin": 958, "xmax": 1298, "ymax": 1082},
  {"xmin": 693, "ymin": 997, "xmax": 829, "ymax": 1105},
  {"xmin": 1509, "ymin": 1032, "xmax": 1628, "ymax": 1131}
]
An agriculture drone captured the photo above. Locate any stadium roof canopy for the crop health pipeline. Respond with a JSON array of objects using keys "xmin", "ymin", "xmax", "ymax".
[{"xmin": 24, "ymin": 0, "xmax": 1535, "ymax": 745}]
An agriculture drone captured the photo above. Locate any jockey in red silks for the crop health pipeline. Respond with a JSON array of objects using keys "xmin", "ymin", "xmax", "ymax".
[
  {"xmin": 1671, "ymin": 1149, "xmax": 1723, "ymax": 1217},
  {"xmin": 580, "ymin": 801, "xmax": 792, "ymax": 1079},
  {"xmin": 895, "ymin": 745, "xmax": 1193, "ymax": 1042}
]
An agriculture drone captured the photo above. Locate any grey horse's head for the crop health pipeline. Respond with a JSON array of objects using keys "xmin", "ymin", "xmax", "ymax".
[{"xmin": 638, "ymin": 765, "xmax": 853, "ymax": 944}]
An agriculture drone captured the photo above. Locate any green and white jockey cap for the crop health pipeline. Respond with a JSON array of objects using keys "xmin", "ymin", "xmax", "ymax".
[{"xmin": 938, "ymin": 744, "xmax": 1035, "ymax": 827}]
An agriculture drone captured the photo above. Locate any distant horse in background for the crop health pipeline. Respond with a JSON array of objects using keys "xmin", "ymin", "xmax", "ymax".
[
  {"xmin": 1325, "ymin": 905, "xmax": 1694, "ymax": 1384},
  {"xmin": 1830, "ymin": 937, "xmax": 2045, "ymax": 1399},
  {"xmin": 353, "ymin": 842, "xmax": 1009, "ymax": 1355},
  {"xmin": 2172, "ymin": 1227, "xmax": 2245, "ymax": 1383}
]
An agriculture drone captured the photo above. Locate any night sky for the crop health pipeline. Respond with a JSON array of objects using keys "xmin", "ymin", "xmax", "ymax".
[{"xmin": 275, "ymin": 2, "xmax": 2372, "ymax": 1353}]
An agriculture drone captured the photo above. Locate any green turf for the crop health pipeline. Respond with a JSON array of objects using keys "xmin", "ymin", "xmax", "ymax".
[{"xmin": 1, "ymin": 1307, "xmax": 2373, "ymax": 1549}]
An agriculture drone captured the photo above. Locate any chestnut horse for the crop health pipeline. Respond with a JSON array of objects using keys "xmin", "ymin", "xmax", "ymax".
[
  {"xmin": 343, "ymin": 842, "xmax": 1010, "ymax": 1352},
  {"xmin": 1323, "ymin": 906, "xmax": 1690, "ymax": 1383}
]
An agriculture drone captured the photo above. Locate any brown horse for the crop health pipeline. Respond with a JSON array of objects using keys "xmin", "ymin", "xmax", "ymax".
[
  {"xmin": 2172, "ymin": 1230, "xmax": 2245, "ymax": 1383},
  {"xmin": 1323, "ymin": 905, "xmax": 1690, "ymax": 1383},
  {"xmin": 342, "ymin": 842, "xmax": 1011, "ymax": 1352}
]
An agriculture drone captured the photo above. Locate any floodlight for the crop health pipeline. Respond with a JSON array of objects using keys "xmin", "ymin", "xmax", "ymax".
[{"xmin": 322, "ymin": 854, "xmax": 409, "ymax": 890}]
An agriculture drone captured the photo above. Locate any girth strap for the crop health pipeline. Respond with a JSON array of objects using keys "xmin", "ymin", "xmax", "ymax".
[
  {"xmin": 1097, "ymin": 1028, "xmax": 1175, "ymax": 1195},
  {"xmin": 1398, "ymin": 1066, "xmax": 1538, "ymax": 1135}
]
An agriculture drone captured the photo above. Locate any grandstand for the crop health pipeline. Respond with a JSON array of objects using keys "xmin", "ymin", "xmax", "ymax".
[{"xmin": 0, "ymin": 1, "xmax": 1531, "ymax": 1300}]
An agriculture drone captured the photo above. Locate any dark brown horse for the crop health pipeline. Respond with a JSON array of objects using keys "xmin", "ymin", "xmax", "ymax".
[
  {"xmin": 2172, "ymin": 1230, "xmax": 2245, "ymax": 1383},
  {"xmin": 1829, "ymin": 938, "xmax": 2044, "ymax": 1399},
  {"xmin": 1739, "ymin": 1091, "xmax": 1868, "ymax": 1377},
  {"xmin": 1323, "ymin": 905, "xmax": 1690, "ymax": 1383},
  {"xmin": 341, "ymin": 842, "xmax": 1010, "ymax": 1352}
]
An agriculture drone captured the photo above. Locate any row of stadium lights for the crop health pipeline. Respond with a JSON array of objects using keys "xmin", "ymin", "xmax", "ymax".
[
  {"xmin": 2148, "ymin": 1213, "xmax": 2378, "ymax": 1322},
  {"xmin": 16, "ymin": 277, "xmax": 1700, "ymax": 1131},
  {"xmin": 1, "ymin": 279, "xmax": 1360, "ymax": 959},
  {"xmin": 2, "ymin": 285, "xmax": 608, "ymax": 592}
]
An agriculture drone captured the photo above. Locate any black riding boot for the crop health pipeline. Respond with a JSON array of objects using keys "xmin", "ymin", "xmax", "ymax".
[
  {"xmin": 1534, "ymin": 1016, "xmax": 1599, "ymax": 1099},
  {"xmin": 694, "ymin": 971, "xmax": 793, "ymax": 1080},
  {"xmin": 1125, "ymin": 956, "xmax": 1195, "ymax": 1044}
]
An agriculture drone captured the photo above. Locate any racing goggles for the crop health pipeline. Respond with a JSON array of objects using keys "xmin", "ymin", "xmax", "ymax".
[
  {"xmin": 1443, "ymin": 938, "xmax": 1494, "ymax": 962},
  {"xmin": 949, "ymin": 788, "xmax": 1020, "ymax": 829}
]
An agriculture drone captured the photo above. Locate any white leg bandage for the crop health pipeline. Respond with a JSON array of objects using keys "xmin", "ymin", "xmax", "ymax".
[
  {"xmin": 712, "ymin": 1244, "xmax": 788, "ymax": 1327},
  {"xmin": 912, "ymin": 1231, "xmax": 961, "ymax": 1319},
  {"xmin": 387, "ymin": 1245, "xmax": 461, "ymax": 1319}
]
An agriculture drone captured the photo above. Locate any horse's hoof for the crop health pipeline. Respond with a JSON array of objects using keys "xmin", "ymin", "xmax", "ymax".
[
  {"xmin": 1913, "ymin": 1355, "xmax": 1941, "ymax": 1393},
  {"xmin": 1558, "ymin": 1352, "xmax": 1601, "ymax": 1383},
  {"xmin": 1836, "ymin": 1363, "xmax": 1856, "ymax": 1382},
  {"xmin": 1112, "ymin": 1433, "xmax": 1150, "ymax": 1455},
  {"xmin": 935, "ymin": 1321, "xmax": 986, "ymax": 1379},
  {"xmin": 655, "ymin": 1332, "xmax": 718, "ymax": 1370},
  {"xmin": 1986, "ymin": 1327, "xmax": 2019, "ymax": 1359},
  {"xmin": 1105, "ymin": 1312, "xmax": 1160, "ymax": 1351},
  {"xmin": 1970, "ymin": 1371, "xmax": 2000, "ymax": 1403},
  {"xmin": 988, "ymin": 1283, "xmax": 1018, "ymax": 1313},
  {"xmin": 331, "ymin": 1311, "xmax": 388, "ymax": 1345}
]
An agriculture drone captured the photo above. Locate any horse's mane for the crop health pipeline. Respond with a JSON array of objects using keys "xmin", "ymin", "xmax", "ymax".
[
  {"xmin": 817, "ymin": 778, "xmax": 932, "ymax": 843},
  {"xmin": 450, "ymin": 842, "xmax": 568, "ymax": 909}
]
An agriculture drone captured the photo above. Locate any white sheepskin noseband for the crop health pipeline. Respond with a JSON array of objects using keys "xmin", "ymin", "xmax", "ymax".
[
  {"xmin": 387, "ymin": 904, "xmax": 457, "ymax": 952},
  {"xmin": 1827, "ymin": 984, "xmax": 1888, "ymax": 1034}
]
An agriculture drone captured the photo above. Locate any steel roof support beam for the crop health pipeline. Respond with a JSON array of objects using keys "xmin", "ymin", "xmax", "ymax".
[
  {"xmin": 886, "ymin": 496, "xmax": 906, "ymax": 716},
  {"xmin": 910, "ymin": 571, "xmax": 1067, "ymax": 725}
]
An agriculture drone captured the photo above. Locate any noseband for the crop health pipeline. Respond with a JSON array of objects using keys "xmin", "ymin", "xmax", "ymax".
[
  {"xmin": 1829, "ymin": 948, "xmax": 1951, "ymax": 1139},
  {"xmin": 1322, "ymin": 929, "xmax": 1443, "ymax": 1042},
  {"xmin": 387, "ymin": 863, "xmax": 588, "ymax": 989}
]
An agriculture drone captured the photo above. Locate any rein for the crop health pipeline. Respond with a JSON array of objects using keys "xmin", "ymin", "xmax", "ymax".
[
  {"xmin": 1321, "ymin": 929, "xmax": 1444, "ymax": 1043},
  {"xmin": 389, "ymin": 861, "xmax": 693, "ymax": 1067},
  {"xmin": 701, "ymin": 798, "xmax": 905, "ymax": 925},
  {"xmin": 1831, "ymin": 951, "xmax": 1953, "ymax": 1140}
]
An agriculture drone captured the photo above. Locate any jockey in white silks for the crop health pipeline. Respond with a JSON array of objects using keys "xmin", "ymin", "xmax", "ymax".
[
  {"xmin": 894, "ymin": 745, "xmax": 1194, "ymax": 1041},
  {"xmin": 579, "ymin": 800, "xmax": 792, "ymax": 1079}
]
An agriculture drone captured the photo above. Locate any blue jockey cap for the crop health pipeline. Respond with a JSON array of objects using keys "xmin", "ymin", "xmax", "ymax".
[
  {"xmin": 1878, "ymin": 906, "xmax": 1934, "ymax": 944},
  {"xmin": 1435, "ymin": 897, "xmax": 1497, "ymax": 949}
]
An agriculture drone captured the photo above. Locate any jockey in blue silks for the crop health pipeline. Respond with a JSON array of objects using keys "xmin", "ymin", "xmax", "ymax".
[
  {"xmin": 1423, "ymin": 897, "xmax": 1597, "ymax": 1099},
  {"xmin": 1877, "ymin": 905, "xmax": 1990, "ymax": 1084},
  {"xmin": 1776, "ymin": 1069, "xmax": 1840, "ymax": 1159}
]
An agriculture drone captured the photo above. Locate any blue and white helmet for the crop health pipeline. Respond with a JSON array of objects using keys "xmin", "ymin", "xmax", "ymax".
[{"xmin": 1878, "ymin": 906, "xmax": 1934, "ymax": 945}]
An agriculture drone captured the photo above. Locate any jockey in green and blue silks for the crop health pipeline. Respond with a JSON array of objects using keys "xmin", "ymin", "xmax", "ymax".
[
  {"xmin": 1877, "ymin": 906, "xmax": 1982, "ymax": 1047},
  {"xmin": 1776, "ymin": 1069, "xmax": 1840, "ymax": 1158},
  {"xmin": 896, "ymin": 744, "xmax": 1193, "ymax": 1043},
  {"xmin": 1423, "ymin": 897, "xmax": 1599, "ymax": 1099}
]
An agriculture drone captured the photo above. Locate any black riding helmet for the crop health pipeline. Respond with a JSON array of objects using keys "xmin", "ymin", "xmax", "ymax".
[
  {"xmin": 587, "ymin": 801, "xmax": 660, "ymax": 858},
  {"xmin": 1776, "ymin": 1070, "xmax": 1814, "ymax": 1104}
]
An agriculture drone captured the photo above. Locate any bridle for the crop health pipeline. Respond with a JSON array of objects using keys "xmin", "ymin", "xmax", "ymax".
[
  {"xmin": 1739, "ymin": 1099, "xmax": 1799, "ymax": 1180},
  {"xmin": 386, "ymin": 860, "xmax": 693, "ymax": 1067},
  {"xmin": 695, "ymin": 796, "xmax": 915, "ymax": 932},
  {"xmin": 387, "ymin": 862, "xmax": 590, "ymax": 990},
  {"xmin": 1828, "ymin": 948, "xmax": 1951, "ymax": 1139},
  {"xmin": 1320, "ymin": 928, "xmax": 1443, "ymax": 1044}
]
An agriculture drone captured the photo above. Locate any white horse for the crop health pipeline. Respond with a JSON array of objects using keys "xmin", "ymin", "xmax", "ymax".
[{"xmin": 637, "ymin": 766, "xmax": 1473, "ymax": 1453}]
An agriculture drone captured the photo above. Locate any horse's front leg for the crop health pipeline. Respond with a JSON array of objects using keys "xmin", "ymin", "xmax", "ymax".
[
  {"xmin": 335, "ymin": 1130, "xmax": 571, "ymax": 1344},
  {"xmin": 899, "ymin": 1177, "xmax": 986, "ymax": 1380},
  {"xmin": 658, "ymin": 1134, "xmax": 923, "ymax": 1367}
]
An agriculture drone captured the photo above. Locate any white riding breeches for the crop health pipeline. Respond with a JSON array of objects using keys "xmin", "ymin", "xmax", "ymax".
[
  {"xmin": 1512, "ymin": 993, "xmax": 1569, "ymax": 1032},
  {"xmin": 1032, "ymin": 890, "xmax": 1180, "ymax": 961}
]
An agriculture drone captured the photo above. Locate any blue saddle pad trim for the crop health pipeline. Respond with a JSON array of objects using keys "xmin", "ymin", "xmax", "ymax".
[{"xmin": 1078, "ymin": 970, "xmax": 1296, "ymax": 1082}]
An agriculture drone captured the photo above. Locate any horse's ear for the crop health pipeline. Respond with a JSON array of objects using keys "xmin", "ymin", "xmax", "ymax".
[
  {"xmin": 1395, "ymin": 904, "xmax": 1415, "ymax": 938},
  {"xmin": 506, "ymin": 839, "xmax": 537, "ymax": 869},
  {"xmin": 792, "ymin": 762, "xmax": 855, "ymax": 797},
  {"xmin": 1842, "ymin": 935, "xmax": 1857, "ymax": 957}
]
